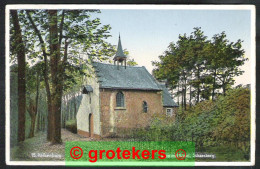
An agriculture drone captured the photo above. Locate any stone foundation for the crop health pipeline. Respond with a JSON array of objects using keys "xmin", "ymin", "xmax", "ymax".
[{"xmin": 77, "ymin": 129, "xmax": 101, "ymax": 139}]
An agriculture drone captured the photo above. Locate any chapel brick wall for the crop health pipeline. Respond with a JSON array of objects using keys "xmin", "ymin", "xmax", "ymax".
[{"xmin": 99, "ymin": 89, "xmax": 164, "ymax": 137}]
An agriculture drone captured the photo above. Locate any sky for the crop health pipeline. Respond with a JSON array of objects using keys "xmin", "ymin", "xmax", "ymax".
[{"xmin": 93, "ymin": 9, "xmax": 252, "ymax": 86}]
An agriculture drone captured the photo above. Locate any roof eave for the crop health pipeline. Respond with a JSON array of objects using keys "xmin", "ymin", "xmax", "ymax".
[
  {"xmin": 100, "ymin": 86, "xmax": 162, "ymax": 91},
  {"xmin": 163, "ymin": 105, "xmax": 179, "ymax": 107}
]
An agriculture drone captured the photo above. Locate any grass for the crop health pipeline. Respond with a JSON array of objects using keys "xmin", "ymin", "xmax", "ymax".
[{"xmin": 195, "ymin": 145, "xmax": 250, "ymax": 162}]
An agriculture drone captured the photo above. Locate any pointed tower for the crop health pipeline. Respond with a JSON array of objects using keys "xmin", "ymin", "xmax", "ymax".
[{"xmin": 114, "ymin": 34, "xmax": 127, "ymax": 69}]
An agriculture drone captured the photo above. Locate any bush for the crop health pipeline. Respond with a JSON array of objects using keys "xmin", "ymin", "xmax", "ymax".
[
  {"xmin": 131, "ymin": 87, "xmax": 250, "ymax": 159},
  {"xmin": 65, "ymin": 119, "xmax": 77, "ymax": 133}
]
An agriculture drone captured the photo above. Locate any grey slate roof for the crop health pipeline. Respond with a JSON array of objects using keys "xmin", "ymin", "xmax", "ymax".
[
  {"xmin": 93, "ymin": 62, "xmax": 161, "ymax": 90},
  {"xmin": 92, "ymin": 62, "xmax": 178, "ymax": 107},
  {"xmin": 160, "ymin": 84, "xmax": 179, "ymax": 107},
  {"xmin": 83, "ymin": 85, "xmax": 93, "ymax": 93}
]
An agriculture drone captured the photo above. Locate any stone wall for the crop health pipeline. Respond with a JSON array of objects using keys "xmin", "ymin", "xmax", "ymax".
[{"xmin": 99, "ymin": 89, "xmax": 164, "ymax": 137}]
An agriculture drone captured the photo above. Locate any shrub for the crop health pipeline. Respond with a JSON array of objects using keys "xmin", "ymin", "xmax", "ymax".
[
  {"xmin": 65, "ymin": 119, "xmax": 77, "ymax": 133},
  {"xmin": 130, "ymin": 87, "xmax": 250, "ymax": 158}
]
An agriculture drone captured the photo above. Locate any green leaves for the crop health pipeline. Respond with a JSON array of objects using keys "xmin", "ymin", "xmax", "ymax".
[
  {"xmin": 153, "ymin": 27, "xmax": 247, "ymax": 105},
  {"xmin": 10, "ymin": 9, "xmax": 115, "ymax": 94},
  {"xmin": 141, "ymin": 87, "xmax": 250, "ymax": 155}
]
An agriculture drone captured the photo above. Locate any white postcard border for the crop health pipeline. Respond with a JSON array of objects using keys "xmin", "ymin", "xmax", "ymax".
[{"xmin": 5, "ymin": 4, "xmax": 256, "ymax": 166}]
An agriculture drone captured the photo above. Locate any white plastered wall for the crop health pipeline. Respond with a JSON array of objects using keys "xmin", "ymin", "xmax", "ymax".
[{"xmin": 76, "ymin": 65, "xmax": 101, "ymax": 136}]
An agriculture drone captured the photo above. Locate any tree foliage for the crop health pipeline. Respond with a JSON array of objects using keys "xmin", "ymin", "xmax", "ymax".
[
  {"xmin": 10, "ymin": 9, "xmax": 115, "ymax": 143},
  {"xmin": 152, "ymin": 27, "xmax": 247, "ymax": 109},
  {"xmin": 134, "ymin": 87, "xmax": 250, "ymax": 160}
]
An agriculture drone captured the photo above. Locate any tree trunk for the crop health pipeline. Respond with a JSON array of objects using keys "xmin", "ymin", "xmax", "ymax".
[
  {"xmin": 223, "ymin": 84, "xmax": 226, "ymax": 96},
  {"xmin": 189, "ymin": 84, "xmax": 192, "ymax": 107},
  {"xmin": 37, "ymin": 92, "xmax": 41, "ymax": 132},
  {"xmin": 42, "ymin": 114, "xmax": 45, "ymax": 131},
  {"xmin": 64, "ymin": 113, "xmax": 66, "ymax": 128},
  {"xmin": 196, "ymin": 66, "xmax": 200, "ymax": 104},
  {"xmin": 63, "ymin": 110, "xmax": 66, "ymax": 128},
  {"xmin": 66, "ymin": 95, "xmax": 69, "ymax": 121},
  {"xmin": 61, "ymin": 101, "xmax": 64, "ymax": 128},
  {"xmin": 212, "ymin": 69, "xmax": 217, "ymax": 101},
  {"xmin": 28, "ymin": 72, "xmax": 40, "ymax": 138},
  {"xmin": 28, "ymin": 99, "xmax": 36, "ymax": 138},
  {"xmin": 26, "ymin": 11, "xmax": 53, "ymax": 141},
  {"xmin": 184, "ymin": 79, "xmax": 187, "ymax": 110},
  {"xmin": 177, "ymin": 82, "xmax": 180, "ymax": 105},
  {"xmin": 222, "ymin": 77, "xmax": 226, "ymax": 96},
  {"xmin": 74, "ymin": 93, "xmax": 77, "ymax": 119},
  {"xmin": 47, "ymin": 102, "xmax": 53, "ymax": 141},
  {"xmin": 11, "ymin": 10, "xmax": 26, "ymax": 142},
  {"xmin": 49, "ymin": 10, "xmax": 62, "ymax": 144},
  {"xmin": 181, "ymin": 83, "xmax": 184, "ymax": 110},
  {"xmin": 28, "ymin": 113, "xmax": 36, "ymax": 138},
  {"xmin": 69, "ymin": 98, "xmax": 72, "ymax": 120},
  {"xmin": 33, "ymin": 72, "xmax": 40, "ymax": 133},
  {"xmin": 37, "ymin": 111, "xmax": 41, "ymax": 131}
]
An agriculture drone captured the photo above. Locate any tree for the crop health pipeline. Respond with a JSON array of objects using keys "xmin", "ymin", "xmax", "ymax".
[
  {"xmin": 153, "ymin": 35, "xmax": 193, "ymax": 110},
  {"xmin": 153, "ymin": 27, "xmax": 247, "ymax": 106},
  {"xmin": 188, "ymin": 27, "xmax": 208, "ymax": 103},
  {"xmin": 47, "ymin": 10, "xmax": 62, "ymax": 143},
  {"xmin": 26, "ymin": 64, "xmax": 41, "ymax": 138},
  {"xmin": 18, "ymin": 9, "xmax": 114, "ymax": 143},
  {"xmin": 127, "ymin": 58, "xmax": 138, "ymax": 66},
  {"xmin": 212, "ymin": 87, "xmax": 250, "ymax": 151},
  {"xmin": 122, "ymin": 49, "xmax": 138, "ymax": 66},
  {"xmin": 10, "ymin": 10, "xmax": 26, "ymax": 142},
  {"xmin": 212, "ymin": 32, "xmax": 246, "ymax": 96}
]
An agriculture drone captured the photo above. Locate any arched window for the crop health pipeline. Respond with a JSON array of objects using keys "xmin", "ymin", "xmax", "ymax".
[
  {"xmin": 143, "ymin": 101, "xmax": 148, "ymax": 113},
  {"xmin": 116, "ymin": 91, "xmax": 124, "ymax": 107}
]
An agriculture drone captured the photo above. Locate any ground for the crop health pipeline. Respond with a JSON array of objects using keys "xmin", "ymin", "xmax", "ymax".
[
  {"xmin": 9, "ymin": 129, "xmax": 249, "ymax": 162},
  {"xmin": 10, "ymin": 129, "xmax": 95, "ymax": 161}
]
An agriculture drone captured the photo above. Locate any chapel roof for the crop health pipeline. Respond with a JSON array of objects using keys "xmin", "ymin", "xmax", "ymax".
[
  {"xmin": 92, "ymin": 62, "xmax": 161, "ymax": 91},
  {"xmin": 160, "ymin": 84, "xmax": 179, "ymax": 107},
  {"xmin": 92, "ymin": 62, "xmax": 178, "ymax": 107}
]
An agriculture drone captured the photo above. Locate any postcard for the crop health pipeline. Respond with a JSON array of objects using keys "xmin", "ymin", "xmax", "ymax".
[{"xmin": 5, "ymin": 4, "xmax": 255, "ymax": 166}]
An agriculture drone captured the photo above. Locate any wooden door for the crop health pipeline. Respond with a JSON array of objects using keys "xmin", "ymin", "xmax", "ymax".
[{"xmin": 89, "ymin": 113, "xmax": 94, "ymax": 137}]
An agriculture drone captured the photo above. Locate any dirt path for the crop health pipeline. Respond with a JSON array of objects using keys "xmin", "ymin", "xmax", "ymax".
[{"xmin": 10, "ymin": 129, "xmax": 93, "ymax": 161}]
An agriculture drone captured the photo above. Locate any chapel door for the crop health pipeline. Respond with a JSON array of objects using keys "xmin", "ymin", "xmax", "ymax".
[{"xmin": 89, "ymin": 113, "xmax": 94, "ymax": 137}]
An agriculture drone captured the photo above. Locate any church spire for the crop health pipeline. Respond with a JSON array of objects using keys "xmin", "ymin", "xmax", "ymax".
[{"xmin": 114, "ymin": 34, "xmax": 127, "ymax": 69}]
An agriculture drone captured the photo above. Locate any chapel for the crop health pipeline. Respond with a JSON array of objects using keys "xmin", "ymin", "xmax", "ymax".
[{"xmin": 76, "ymin": 36, "xmax": 178, "ymax": 138}]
